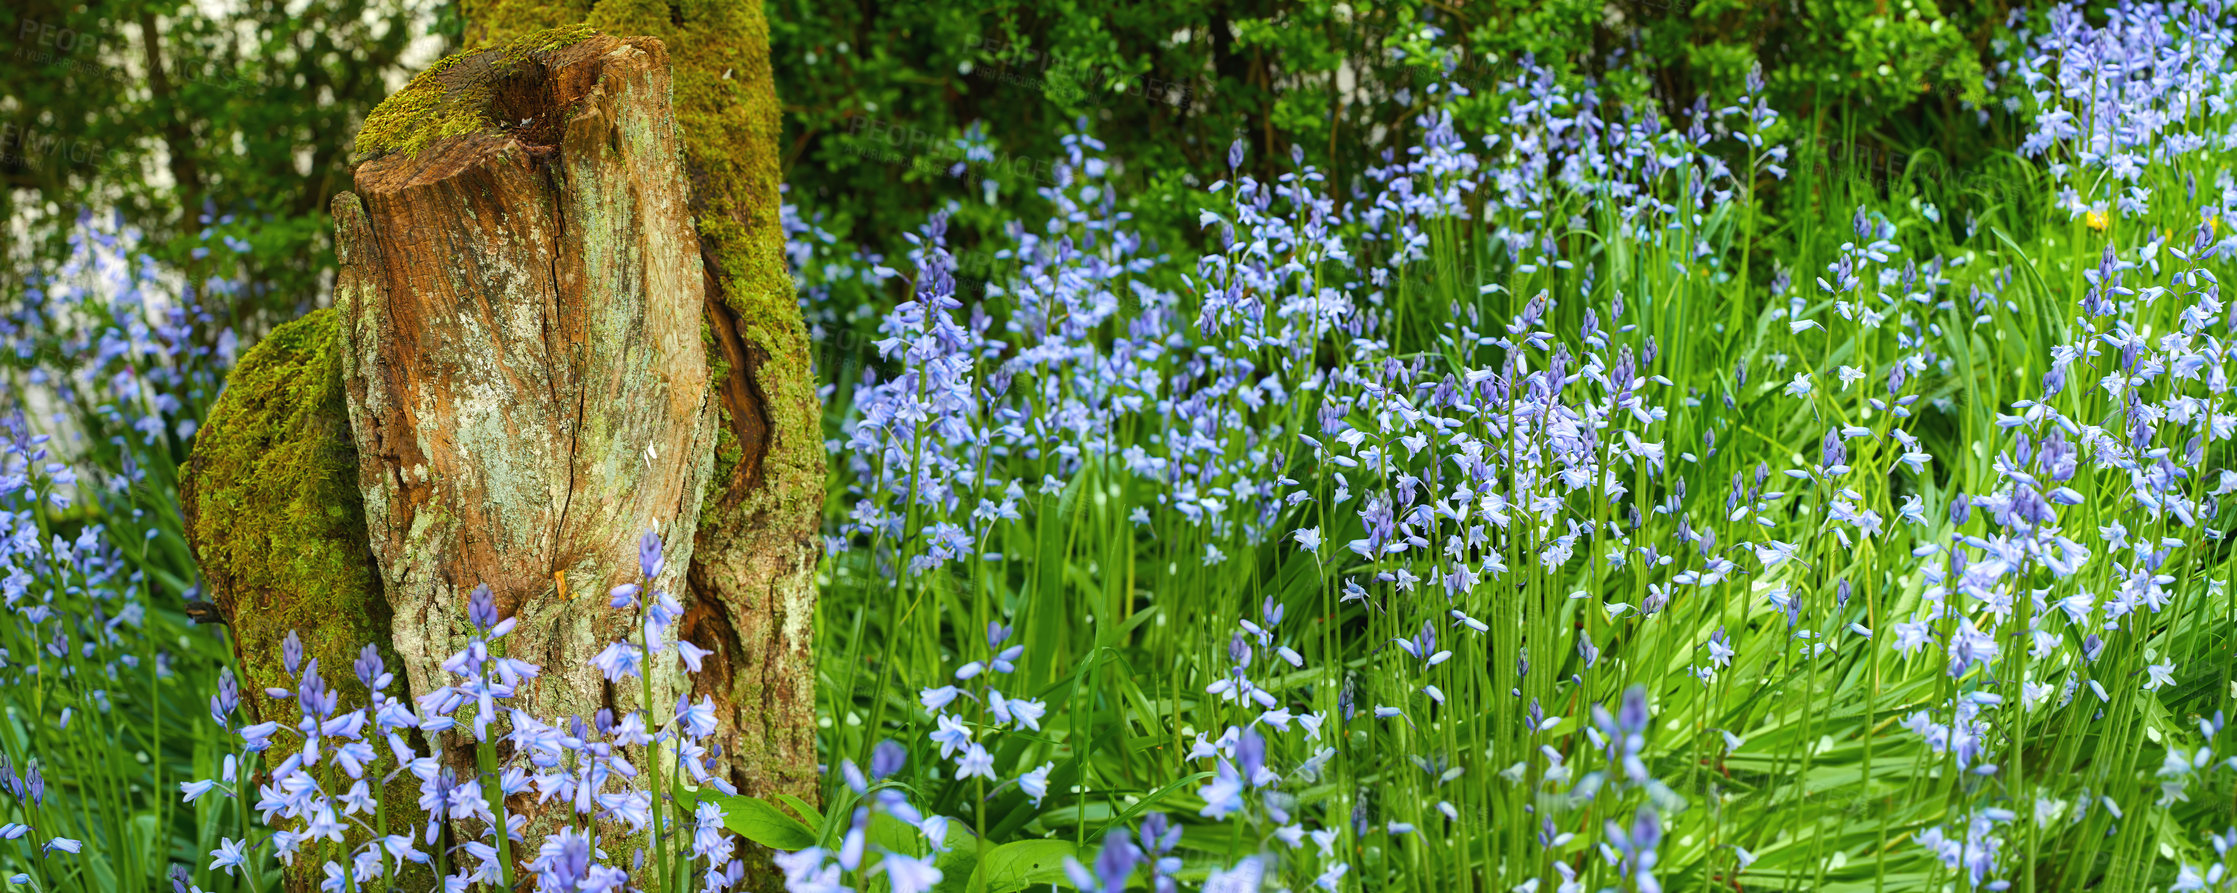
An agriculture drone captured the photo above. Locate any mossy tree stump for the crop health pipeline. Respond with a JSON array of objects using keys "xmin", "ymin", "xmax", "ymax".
[
  {"xmin": 334, "ymin": 27, "xmax": 720, "ymax": 838},
  {"xmin": 186, "ymin": 13, "xmax": 824, "ymax": 888},
  {"xmin": 336, "ymin": 29, "xmax": 716, "ymax": 729}
]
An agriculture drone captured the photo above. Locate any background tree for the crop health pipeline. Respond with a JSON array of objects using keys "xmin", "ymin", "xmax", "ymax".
[{"xmin": 0, "ymin": 0, "xmax": 438, "ymax": 325}]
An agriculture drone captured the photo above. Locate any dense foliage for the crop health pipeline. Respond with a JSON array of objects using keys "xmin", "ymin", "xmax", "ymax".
[
  {"xmin": 0, "ymin": 0, "xmax": 436, "ymax": 325},
  {"xmin": 0, "ymin": 0, "xmax": 2011, "ymax": 337},
  {"xmin": 792, "ymin": 2, "xmax": 2237, "ymax": 891},
  {"xmin": 769, "ymin": 0, "xmax": 2008, "ymax": 256}
]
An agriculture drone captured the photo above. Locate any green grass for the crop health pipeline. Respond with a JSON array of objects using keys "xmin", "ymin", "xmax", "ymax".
[{"xmin": 799, "ymin": 10, "xmax": 2237, "ymax": 892}]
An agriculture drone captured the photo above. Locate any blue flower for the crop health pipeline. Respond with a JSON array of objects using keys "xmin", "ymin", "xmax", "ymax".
[
  {"xmin": 870, "ymin": 740, "xmax": 907, "ymax": 780},
  {"xmin": 180, "ymin": 778, "xmax": 221, "ymax": 802},
  {"xmin": 677, "ymin": 694, "xmax": 720, "ymax": 739},
  {"xmin": 209, "ymin": 837, "xmax": 248, "ymax": 875},
  {"xmin": 466, "ymin": 583, "xmax": 499, "ymax": 631},
  {"xmin": 920, "ymin": 685, "xmax": 962, "ymax": 712},
  {"xmin": 1196, "ymin": 760, "xmax": 1245, "ymax": 820},
  {"xmin": 639, "ymin": 529, "xmax": 665, "ymax": 579},
  {"xmin": 1019, "ymin": 762, "xmax": 1053, "ymax": 805},
  {"xmin": 607, "ymin": 583, "xmax": 640, "ymax": 609},
  {"xmin": 955, "ymin": 743, "xmax": 996, "ymax": 781},
  {"xmin": 880, "ymin": 851, "xmax": 943, "ymax": 893},
  {"xmin": 590, "ymin": 641, "xmax": 642, "ymax": 682},
  {"xmin": 988, "ymin": 689, "xmax": 1046, "ymax": 731},
  {"xmin": 930, "ymin": 713, "xmax": 971, "ymax": 758}
]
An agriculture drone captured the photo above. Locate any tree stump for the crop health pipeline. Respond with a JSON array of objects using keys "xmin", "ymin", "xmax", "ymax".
[
  {"xmin": 461, "ymin": 1, "xmax": 828, "ymax": 820},
  {"xmin": 186, "ymin": 17, "xmax": 824, "ymax": 886},
  {"xmin": 333, "ymin": 28, "xmax": 718, "ymax": 782}
]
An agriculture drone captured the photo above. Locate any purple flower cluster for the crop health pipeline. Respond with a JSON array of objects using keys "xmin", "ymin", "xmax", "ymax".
[
  {"xmin": 917, "ymin": 620, "xmax": 1045, "ymax": 808},
  {"xmin": 0, "ymin": 206, "xmax": 250, "ymax": 893},
  {"xmin": 183, "ymin": 531, "xmax": 742, "ymax": 892},
  {"xmin": 2006, "ymin": 1, "xmax": 2237, "ymax": 228}
]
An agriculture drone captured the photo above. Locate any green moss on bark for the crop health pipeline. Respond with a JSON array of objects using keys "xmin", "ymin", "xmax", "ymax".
[
  {"xmin": 186, "ymin": 307, "xmax": 386, "ymax": 675},
  {"xmin": 182, "ymin": 306, "xmax": 427, "ymax": 885},
  {"xmin": 353, "ymin": 23, "xmax": 599, "ymax": 161}
]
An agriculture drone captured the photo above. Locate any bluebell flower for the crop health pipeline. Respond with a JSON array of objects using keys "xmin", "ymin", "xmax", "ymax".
[
  {"xmin": 880, "ymin": 851, "xmax": 943, "ymax": 893},
  {"xmin": 209, "ymin": 837, "xmax": 248, "ymax": 875},
  {"xmin": 639, "ymin": 529, "xmax": 665, "ymax": 579},
  {"xmin": 920, "ymin": 684, "xmax": 962, "ymax": 712},
  {"xmin": 1196, "ymin": 759, "xmax": 1245, "ymax": 819},
  {"xmin": 1019, "ymin": 762, "xmax": 1053, "ymax": 805},
  {"xmin": 930, "ymin": 713, "xmax": 971, "ymax": 758},
  {"xmin": 466, "ymin": 583, "xmax": 500, "ymax": 630},
  {"xmin": 988, "ymin": 689, "xmax": 1046, "ymax": 731},
  {"xmin": 870, "ymin": 739, "xmax": 907, "ymax": 779},
  {"xmin": 590, "ymin": 641, "xmax": 642, "ymax": 682},
  {"xmin": 607, "ymin": 583, "xmax": 640, "ymax": 609},
  {"xmin": 956, "ymin": 742, "xmax": 996, "ymax": 781}
]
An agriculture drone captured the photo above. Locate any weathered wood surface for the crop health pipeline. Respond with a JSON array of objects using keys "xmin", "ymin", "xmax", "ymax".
[
  {"xmin": 461, "ymin": 1, "xmax": 827, "ymax": 817},
  {"xmin": 332, "ymin": 33, "xmax": 717, "ymax": 744}
]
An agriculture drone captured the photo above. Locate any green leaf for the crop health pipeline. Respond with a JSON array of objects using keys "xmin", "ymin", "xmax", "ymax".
[
  {"xmin": 869, "ymin": 808, "xmax": 924, "ymax": 854},
  {"xmin": 1113, "ymin": 770, "xmax": 1215, "ymax": 826},
  {"xmin": 675, "ymin": 785, "xmax": 818, "ymax": 851},
  {"xmin": 968, "ymin": 839, "xmax": 1080, "ymax": 893},
  {"xmin": 774, "ymin": 792, "xmax": 826, "ymax": 828},
  {"xmin": 930, "ymin": 823, "xmax": 981, "ymax": 893}
]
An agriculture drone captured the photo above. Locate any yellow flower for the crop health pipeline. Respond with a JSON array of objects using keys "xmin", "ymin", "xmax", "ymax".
[{"xmin": 2085, "ymin": 209, "xmax": 2109, "ymax": 232}]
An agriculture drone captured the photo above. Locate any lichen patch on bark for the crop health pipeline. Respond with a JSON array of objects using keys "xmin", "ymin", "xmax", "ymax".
[{"xmin": 353, "ymin": 23, "xmax": 601, "ymax": 162}]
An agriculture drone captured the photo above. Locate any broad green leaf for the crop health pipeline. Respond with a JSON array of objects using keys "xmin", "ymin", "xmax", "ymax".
[
  {"xmin": 930, "ymin": 823, "xmax": 981, "ymax": 893},
  {"xmin": 774, "ymin": 792, "xmax": 826, "ymax": 828},
  {"xmin": 968, "ymin": 839, "xmax": 1080, "ymax": 893},
  {"xmin": 675, "ymin": 785, "xmax": 818, "ymax": 851}
]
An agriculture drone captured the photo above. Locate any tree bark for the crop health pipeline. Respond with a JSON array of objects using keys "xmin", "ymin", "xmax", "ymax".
[
  {"xmin": 334, "ymin": 29, "xmax": 720, "ymax": 840},
  {"xmin": 463, "ymin": 0, "xmax": 826, "ymax": 817}
]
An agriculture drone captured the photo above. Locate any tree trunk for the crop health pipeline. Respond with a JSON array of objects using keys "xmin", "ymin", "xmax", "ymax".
[
  {"xmin": 462, "ymin": 0, "xmax": 826, "ymax": 816},
  {"xmin": 334, "ymin": 27, "xmax": 721, "ymax": 834}
]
